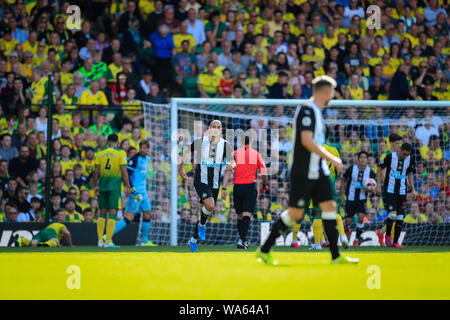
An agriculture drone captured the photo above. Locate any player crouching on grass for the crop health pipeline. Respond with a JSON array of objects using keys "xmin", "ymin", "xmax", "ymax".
[
  {"xmin": 108, "ymin": 140, "xmax": 157, "ymax": 246},
  {"xmin": 256, "ymin": 75, "xmax": 358, "ymax": 265},
  {"xmin": 178, "ymin": 120, "xmax": 235, "ymax": 252},
  {"xmin": 14, "ymin": 209, "xmax": 73, "ymax": 247}
]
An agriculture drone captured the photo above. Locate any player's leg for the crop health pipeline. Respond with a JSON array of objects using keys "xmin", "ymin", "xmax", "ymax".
[
  {"xmin": 309, "ymin": 210, "xmax": 324, "ymax": 250},
  {"xmin": 234, "ymin": 185, "xmax": 245, "ymax": 248},
  {"xmin": 14, "ymin": 234, "xmax": 31, "ymax": 247},
  {"xmin": 384, "ymin": 194, "xmax": 397, "ymax": 247},
  {"xmin": 97, "ymin": 191, "xmax": 108, "ymax": 247},
  {"xmin": 392, "ymin": 196, "xmax": 406, "ymax": 247},
  {"xmin": 257, "ymin": 177, "xmax": 308, "ymax": 264},
  {"xmin": 263, "ymin": 206, "xmax": 305, "ymax": 251},
  {"xmin": 37, "ymin": 238, "xmax": 59, "ymax": 247},
  {"xmin": 103, "ymin": 190, "xmax": 120, "ymax": 247},
  {"xmin": 354, "ymin": 212, "xmax": 365, "ymax": 246},
  {"xmin": 113, "ymin": 194, "xmax": 135, "ymax": 237},
  {"xmin": 140, "ymin": 210, "xmax": 157, "ymax": 246},
  {"xmin": 317, "ymin": 177, "xmax": 358, "ymax": 263},
  {"xmin": 335, "ymin": 214, "xmax": 349, "ymax": 248},
  {"xmin": 237, "ymin": 184, "xmax": 257, "ymax": 249},
  {"xmin": 344, "ymin": 201, "xmax": 354, "ymax": 239},
  {"xmin": 291, "ymin": 220, "xmax": 301, "ymax": 248},
  {"xmin": 344, "ymin": 201, "xmax": 356, "ymax": 242},
  {"xmin": 191, "ymin": 183, "xmax": 216, "ymax": 246}
]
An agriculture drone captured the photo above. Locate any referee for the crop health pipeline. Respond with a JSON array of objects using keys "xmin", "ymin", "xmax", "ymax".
[{"xmin": 233, "ymin": 134, "xmax": 267, "ymax": 250}]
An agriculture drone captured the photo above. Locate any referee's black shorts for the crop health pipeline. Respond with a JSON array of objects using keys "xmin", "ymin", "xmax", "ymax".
[
  {"xmin": 233, "ymin": 183, "xmax": 257, "ymax": 214},
  {"xmin": 194, "ymin": 182, "xmax": 219, "ymax": 203},
  {"xmin": 289, "ymin": 175, "xmax": 334, "ymax": 209}
]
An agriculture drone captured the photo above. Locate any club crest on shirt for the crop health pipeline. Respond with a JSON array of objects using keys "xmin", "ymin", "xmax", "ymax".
[
  {"xmin": 302, "ymin": 116, "xmax": 312, "ymax": 126},
  {"xmin": 203, "ymin": 193, "xmax": 207, "ymax": 198}
]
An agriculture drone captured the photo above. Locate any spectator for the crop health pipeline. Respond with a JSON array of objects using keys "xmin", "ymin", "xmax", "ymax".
[
  {"xmin": 268, "ymin": 71, "xmax": 290, "ymax": 99},
  {"xmin": 145, "ymin": 82, "xmax": 168, "ymax": 104},
  {"xmin": 150, "ymin": 24, "xmax": 175, "ymax": 92},
  {"xmin": 158, "ymin": 5, "xmax": 181, "ymax": 34},
  {"xmin": 404, "ymin": 202, "xmax": 428, "ymax": 224},
  {"xmin": 172, "ymin": 40, "xmax": 197, "ymax": 88},
  {"xmin": 83, "ymin": 208, "xmax": 93, "ymax": 223},
  {"xmin": 17, "ymin": 196, "xmax": 41, "ymax": 222},
  {"xmin": 197, "ymin": 60, "xmax": 220, "ymax": 98},
  {"xmin": 64, "ymin": 198, "xmax": 84, "ymax": 223},
  {"xmin": 218, "ymin": 40, "xmax": 233, "ymax": 67},
  {"xmin": 9, "ymin": 145, "xmax": 37, "ymax": 188},
  {"xmin": 390, "ymin": 64, "xmax": 414, "ymax": 100},
  {"xmin": 226, "ymin": 49, "xmax": 246, "ymax": 78},
  {"xmin": 424, "ymin": 0, "xmax": 448, "ymax": 28},
  {"xmin": 415, "ymin": 118, "xmax": 440, "ymax": 147},
  {"xmin": 4, "ymin": 202, "xmax": 19, "ymax": 223},
  {"xmin": 205, "ymin": 11, "xmax": 228, "ymax": 47},
  {"xmin": 0, "ymin": 134, "xmax": 18, "ymax": 163},
  {"xmin": 185, "ymin": 8, "xmax": 206, "ymax": 45}
]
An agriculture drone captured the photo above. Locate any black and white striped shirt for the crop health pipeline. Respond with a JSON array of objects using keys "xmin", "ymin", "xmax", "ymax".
[
  {"xmin": 343, "ymin": 165, "xmax": 376, "ymax": 201},
  {"xmin": 290, "ymin": 100, "xmax": 330, "ymax": 179},
  {"xmin": 380, "ymin": 152, "xmax": 415, "ymax": 195},
  {"xmin": 190, "ymin": 136, "xmax": 234, "ymax": 189}
]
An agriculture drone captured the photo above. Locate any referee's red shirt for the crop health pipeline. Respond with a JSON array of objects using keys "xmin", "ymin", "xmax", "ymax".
[{"xmin": 233, "ymin": 146, "xmax": 267, "ymax": 184}]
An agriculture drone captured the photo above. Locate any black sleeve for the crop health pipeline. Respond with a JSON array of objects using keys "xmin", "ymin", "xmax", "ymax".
[
  {"xmin": 407, "ymin": 158, "xmax": 416, "ymax": 174},
  {"xmin": 343, "ymin": 166, "xmax": 352, "ymax": 180},
  {"xmin": 379, "ymin": 153, "xmax": 391, "ymax": 169},
  {"xmin": 297, "ymin": 106, "xmax": 316, "ymax": 133},
  {"xmin": 370, "ymin": 169, "xmax": 377, "ymax": 179}
]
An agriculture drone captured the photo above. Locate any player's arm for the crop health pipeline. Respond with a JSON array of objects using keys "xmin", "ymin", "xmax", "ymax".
[
  {"xmin": 62, "ymin": 227, "xmax": 73, "ymax": 247},
  {"xmin": 376, "ymin": 154, "xmax": 389, "ymax": 196},
  {"xmin": 93, "ymin": 165, "xmax": 100, "ymax": 194},
  {"xmin": 119, "ymin": 150, "xmax": 131, "ymax": 196},
  {"xmin": 221, "ymin": 141, "xmax": 235, "ymax": 199},
  {"xmin": 376, "ymin": 166, "xmax": 384, "ymax": 196},
  {"xmin": 341, "ymin": 166, "xmax": 351, "ymax": 203},
  {"xmin": 301, "ymin": 131, "xmax": 343, "ymax": 172},
  {"xmin": 407, "ymin": 161, "xmax": 417, "ymax": 198},
  {"xmin": 221, "ymin": 165, "xmax": 233, "ymax": 200},
  {"xmin": 121, "ymin": 165, "xmax": 131, "ymax": 197},
  {"xmin": 127, "ymin": 155, "xmax": 137, "ymax": 189},
  {"xmin": 257, "ymin": 150, "xmax": 268, "ymax": 186}
]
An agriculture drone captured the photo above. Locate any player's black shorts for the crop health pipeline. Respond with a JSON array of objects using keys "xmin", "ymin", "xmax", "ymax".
[
  {"xmin": 233, "ymin": 183, "xmax": 257, "ymax": 214},
  {"xmin": 345, "ymin": 200, "xmax": 366, "ymax": 218},
  {"xmin": 194, "ymin": 182, "xmax": 219, "ymax": 202},
  {"xmin": 289, "ymin": 175, "xmax": 333, "ymax": 209},
  {"xmin": 385, "ymin": 193, "xmax": 407, "ymax": 214}
]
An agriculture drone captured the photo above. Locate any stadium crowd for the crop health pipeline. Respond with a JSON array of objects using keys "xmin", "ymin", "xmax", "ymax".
[{"xmin": 0, "ymin": 0, "xmax": 449, "ymax": 227}]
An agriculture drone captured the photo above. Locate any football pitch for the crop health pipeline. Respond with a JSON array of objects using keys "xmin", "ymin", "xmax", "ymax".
[{"xmin": 0, "ymin": 246, "xmax": 449, "ymax": 300}]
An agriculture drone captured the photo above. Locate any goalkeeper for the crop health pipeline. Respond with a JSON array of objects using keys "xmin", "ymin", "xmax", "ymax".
[
  {"xmin": 14, "ymin": 209, "xmax": 73, "ymax": 247},
  {"xmin": 291, "ymin": 143, "xmax": 348, "ymax": 250},
  {"xmin": 111, "ymin": 140, "xmax": 157, "ymax": 246}
]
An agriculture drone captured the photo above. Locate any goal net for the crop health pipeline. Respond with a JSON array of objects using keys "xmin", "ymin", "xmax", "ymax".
[{"xmin": 141, "ymin": 99, "xmax": 450, "ymax": 247}]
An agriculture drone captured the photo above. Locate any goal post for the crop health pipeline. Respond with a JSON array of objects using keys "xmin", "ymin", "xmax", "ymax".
[{"xmin": 142, "ymin": 98, "xmax": 450, "ymax": 247}]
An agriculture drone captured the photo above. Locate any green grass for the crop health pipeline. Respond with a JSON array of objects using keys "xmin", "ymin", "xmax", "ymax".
[
  {"xmin": 0, "ymin": 245, "xmax": 449, "ymax": 253},
  {"xmin": 1, "ymin": 246, "xmax": 449, "ymax": 299}
]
